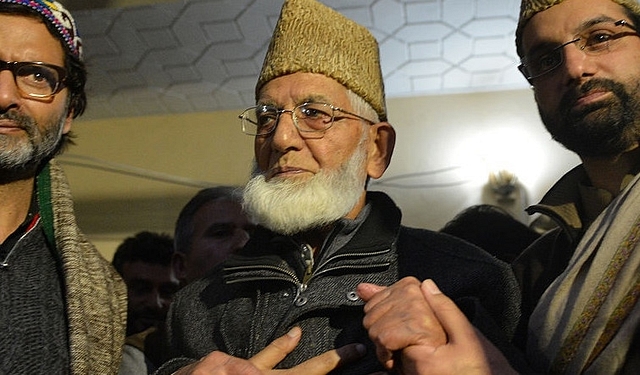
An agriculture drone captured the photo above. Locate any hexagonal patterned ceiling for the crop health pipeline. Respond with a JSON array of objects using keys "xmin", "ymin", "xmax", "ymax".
[{"xmin": 72, "ymin": 0, "xmax": 528, "ymax": 120}]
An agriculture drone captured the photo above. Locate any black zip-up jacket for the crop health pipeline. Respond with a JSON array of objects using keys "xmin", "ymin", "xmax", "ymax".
[{"xmin": 158, "ymin": 192, "xmax": 521, "ymax": 374}]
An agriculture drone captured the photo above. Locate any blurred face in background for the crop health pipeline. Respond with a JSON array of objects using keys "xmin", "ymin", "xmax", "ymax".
[
  {"xmin": 172, "ymin": 198, "xmax": 254, "ymax": 285},
  {"xmin": 121, "ymin": 261, "xmax": 179, "ymax": 335}
]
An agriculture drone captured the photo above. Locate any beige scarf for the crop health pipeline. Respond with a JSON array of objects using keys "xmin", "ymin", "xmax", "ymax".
[
  {"xmin": 43, "ymin": 160, "xmax": 127, "ymax": 374},
  {"xmin": 527, "ymin": 172, "xmax": 640, "ymax": 374}
]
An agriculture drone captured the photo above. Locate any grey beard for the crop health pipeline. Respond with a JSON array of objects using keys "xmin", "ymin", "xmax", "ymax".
[
  {"xmin": 242, "ymin": 144, "xmax": 368, "ymax": 235},
  {"xmin": 0, "ymin": 110, "xmax": 66, "ymax": 174}
]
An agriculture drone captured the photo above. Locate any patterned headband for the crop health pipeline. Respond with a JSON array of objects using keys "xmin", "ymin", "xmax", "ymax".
[{"xmin": 0, "ymin": 0, "xmax": 83, "ymax": 59}]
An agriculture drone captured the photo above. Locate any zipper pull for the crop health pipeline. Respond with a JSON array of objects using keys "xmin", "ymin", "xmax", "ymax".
[{"xmin": 301, "ymin": 243, "xmax": 314, "ymax": 284}]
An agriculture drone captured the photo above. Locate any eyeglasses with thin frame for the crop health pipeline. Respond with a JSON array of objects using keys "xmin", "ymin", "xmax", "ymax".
[
  {"xmin": 518, "ymin": 19, "xmax": 639, "ymax": 81},
  {"xmin": 239, "ymin": 102, "xmax": 375, "ymax": 137},
  {"xmin": 0, "ymin": 60, "xmax": 67, "ymax": 98}
]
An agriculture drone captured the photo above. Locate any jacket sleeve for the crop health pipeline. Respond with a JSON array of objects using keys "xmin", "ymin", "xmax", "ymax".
[
  {"xmin": 153, "ymin": 292, "xmax": 200, "ymax": 375},
  {"xmin": 397, "ymin": 227, "xmax": 527, "ymax": 369},
  {"xmin": 154, "ymin": 274, "xmax": 227, "ymax": 374},
  {"xmin": 399, "ymin": 228, "xmax": 521, "ymax": 334}
]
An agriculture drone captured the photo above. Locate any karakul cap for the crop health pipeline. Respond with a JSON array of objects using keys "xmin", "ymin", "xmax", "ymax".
[{"xmin": 256, "ymin": 0, "xmax": 387, "ymax": 122}]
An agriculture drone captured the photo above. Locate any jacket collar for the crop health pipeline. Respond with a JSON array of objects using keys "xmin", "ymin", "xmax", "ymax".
[
  {"xmin": 527, "ymin": 165, "xmax": 586, "ymax": 235},
  {"xmin": 526, "ymin": 164, "xmax": 635, "ymax": 244},
  {"xmin": 223, "ymin": 191, "xmax": 402, "ymax": 281}
]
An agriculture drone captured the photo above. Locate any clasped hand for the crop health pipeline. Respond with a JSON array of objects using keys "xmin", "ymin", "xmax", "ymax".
[{"xmin": 172, "ymin": 277, "xmax": 514, "ymax": 375}]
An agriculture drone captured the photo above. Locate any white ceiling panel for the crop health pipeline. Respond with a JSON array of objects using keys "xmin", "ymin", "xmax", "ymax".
[{"xmin": 69, "ymin": 0, "xmax": 528, "ymax": 120}]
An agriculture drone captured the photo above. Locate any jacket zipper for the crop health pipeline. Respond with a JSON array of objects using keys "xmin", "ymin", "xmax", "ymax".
[
  {"xmin": 309, "ymin": 248, "xmax": 391, "ymax": 282},
  {"xmin": 301, "ymin": 243, "xmax": 314, "ymax": 284},
  {"xmin": 225, "ymin": 246, "xmax": 391, "ymax": 297},
  {"xmin": 225, "ymin": 263, "xmax": 300, "ymax": 284}
]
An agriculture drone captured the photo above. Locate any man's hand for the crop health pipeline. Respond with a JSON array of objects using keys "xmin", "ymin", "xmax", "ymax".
[
  {"xmin": 359, "ymin": 278, "xmax": 517, "ymax": 375},
  {"xmin": 172, "ymin": 326, "xmax": 366, "ymax": 374},
  {"xmin": 357, "ymin": 276, "xmax": 447, "ymax": 370},
  {"xmin": 397, "ymin": 279, "xmax": 517, "ymax": 375}
]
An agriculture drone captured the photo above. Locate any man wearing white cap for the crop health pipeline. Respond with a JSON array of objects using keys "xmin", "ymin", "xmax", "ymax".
[
  {"xmin": 0, "ymin": 1, "xmax": 127, "ymax": 373},
  {"xmin": 157, "ymin": 0, "xmax": 521, "ymax": 374},
  {"xmin": 359, "ymin": 0, "xmax": 640, "ymax": 373}
]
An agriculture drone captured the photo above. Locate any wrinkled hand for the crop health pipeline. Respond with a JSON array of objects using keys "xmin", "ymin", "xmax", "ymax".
[
  {"xmin": 357, "ymin": 276, "xmax": 447, "ymax": 370},
  {"xmin": 401, "ymin": 279, "xmax": 517, "ymax": 375},
  {"xmin": 173, "ymin": 326, "xmax": 366, "ymax": 375},
  {"xmin": 359, "ymin": 278, "xmax": 517, "ymax": 375}
]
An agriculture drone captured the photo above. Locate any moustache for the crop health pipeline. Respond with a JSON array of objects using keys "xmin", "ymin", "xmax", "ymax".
[
  {"xmin": 559, "ymin": 79, "xmax": 623, "ymax": 113},
  {"xmin": 0, "ymin": 111, "xmax": 35, "ymax": 134}
]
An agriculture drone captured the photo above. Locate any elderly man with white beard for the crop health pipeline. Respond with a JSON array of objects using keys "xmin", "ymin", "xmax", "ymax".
[{"xmin": 155, "ymin": 0, "xmax": 522, "ymax": 374}]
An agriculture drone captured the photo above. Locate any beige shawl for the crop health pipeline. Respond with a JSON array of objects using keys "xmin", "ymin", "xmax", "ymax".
[
  {"xmin": 527, "ymin": 172, "xmax": 640, "ymax": 374},
  {"xmin": 38, "ymin": 160, "xmax": 127, "ymax": 374}
]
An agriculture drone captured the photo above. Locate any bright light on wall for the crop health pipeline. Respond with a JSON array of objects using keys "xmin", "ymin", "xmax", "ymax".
[{"xmin": 450, "ymin": 125, "xmax": 546, "ymax": 190}]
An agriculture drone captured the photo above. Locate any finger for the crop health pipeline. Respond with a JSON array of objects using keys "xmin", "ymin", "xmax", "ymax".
[
  {"xmin": 283, "ymin": 343, "xmax": 366, "ymax": 374},
  {"xmin": 195, "ymin": 351, "xmax": 263, "ymax": 375},
  {"xmin": 372, "ymin": 342, "xmax": 393, "ymax": 370},
  {"xmin": 421, "ymin": 279, "xmax": 476, "ymax": 343},
  {"xmin": 362, "ymin": 277, "xmax": 440, "ymax": 369},
  {"xmin": 361, "ymin": 277, "xmax": 421, "ymax": 314},
  {"xmin": 356, "ymin": 282, "xmax": 386, "ymax": 302},
  {"xmin": 421, "ymin": 280, "xmax": 517, "ymax": 374},
  {"xmin": 249, "ymin": 327, "xmax": 302, "ymax": 369}
]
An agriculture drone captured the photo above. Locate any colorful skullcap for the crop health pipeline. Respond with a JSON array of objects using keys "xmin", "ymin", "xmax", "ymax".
[
  {"xmin": 257, "ymin": 0, "xmax": 387, "ymax": 122},
  {"xmin": 0, "ymin": 0, "xmax": 83, "ymax": 59}
]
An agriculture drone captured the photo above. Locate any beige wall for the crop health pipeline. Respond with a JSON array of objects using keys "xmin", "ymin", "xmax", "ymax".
[
  {"xmin": 63, "ymin": 88, "xmax": 579, "ymax": 260},
  {"xmin": 381, "ymin": 89, "xmax": 579, "ymax": 227},
  {"xmin": 62, "ymin": 110, "xmax": 254, "ymax": 259}
]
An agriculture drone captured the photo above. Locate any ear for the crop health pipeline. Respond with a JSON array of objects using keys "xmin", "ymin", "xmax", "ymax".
[
  {"xmin": 366, "ymin": 121, "xmax": 396, "ymax": 179},
  {"xmin": 171, "ymin": 252, "xmax": 187, "ymax": 285},
  {"xmin": 62, "ymin": 111, "xmax": 73, "ymax": 134}
]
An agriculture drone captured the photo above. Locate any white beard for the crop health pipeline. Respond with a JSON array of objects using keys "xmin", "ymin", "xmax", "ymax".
[{"xmin": 243, "ymin": 142, "xmax": 368, "ymax": 235}]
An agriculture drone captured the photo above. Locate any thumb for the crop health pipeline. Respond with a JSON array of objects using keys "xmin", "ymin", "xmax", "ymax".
[
  {"xmin": 356, "ymin": 282, "xmax": 386, "ymax": 302},
  {"xmin": 421, "ymin": 280, "xmax": 518, "ymax": 374},
  {"xmin": 421, "ymin": 279, "xmax": 476, "ymax": 342}
]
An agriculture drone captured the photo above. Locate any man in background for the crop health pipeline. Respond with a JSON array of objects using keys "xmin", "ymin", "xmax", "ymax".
[
  {"xmin": 0, "ymin": 0, "xmax": 127, "ymax": 373},
  {"xmin": 113, "ymin": 231, "xmax": 179, "ymax": 338},
  {"xmin": 113, "ymin": 230, "xmax": 179, "ymax": 374},
  {"xmin": 439, "ymin": 204, "xmax": 540, "ymax": 263},
  {"xmin": 172, "ymin": 186, "xmax": 254, "ymax": 286}
]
